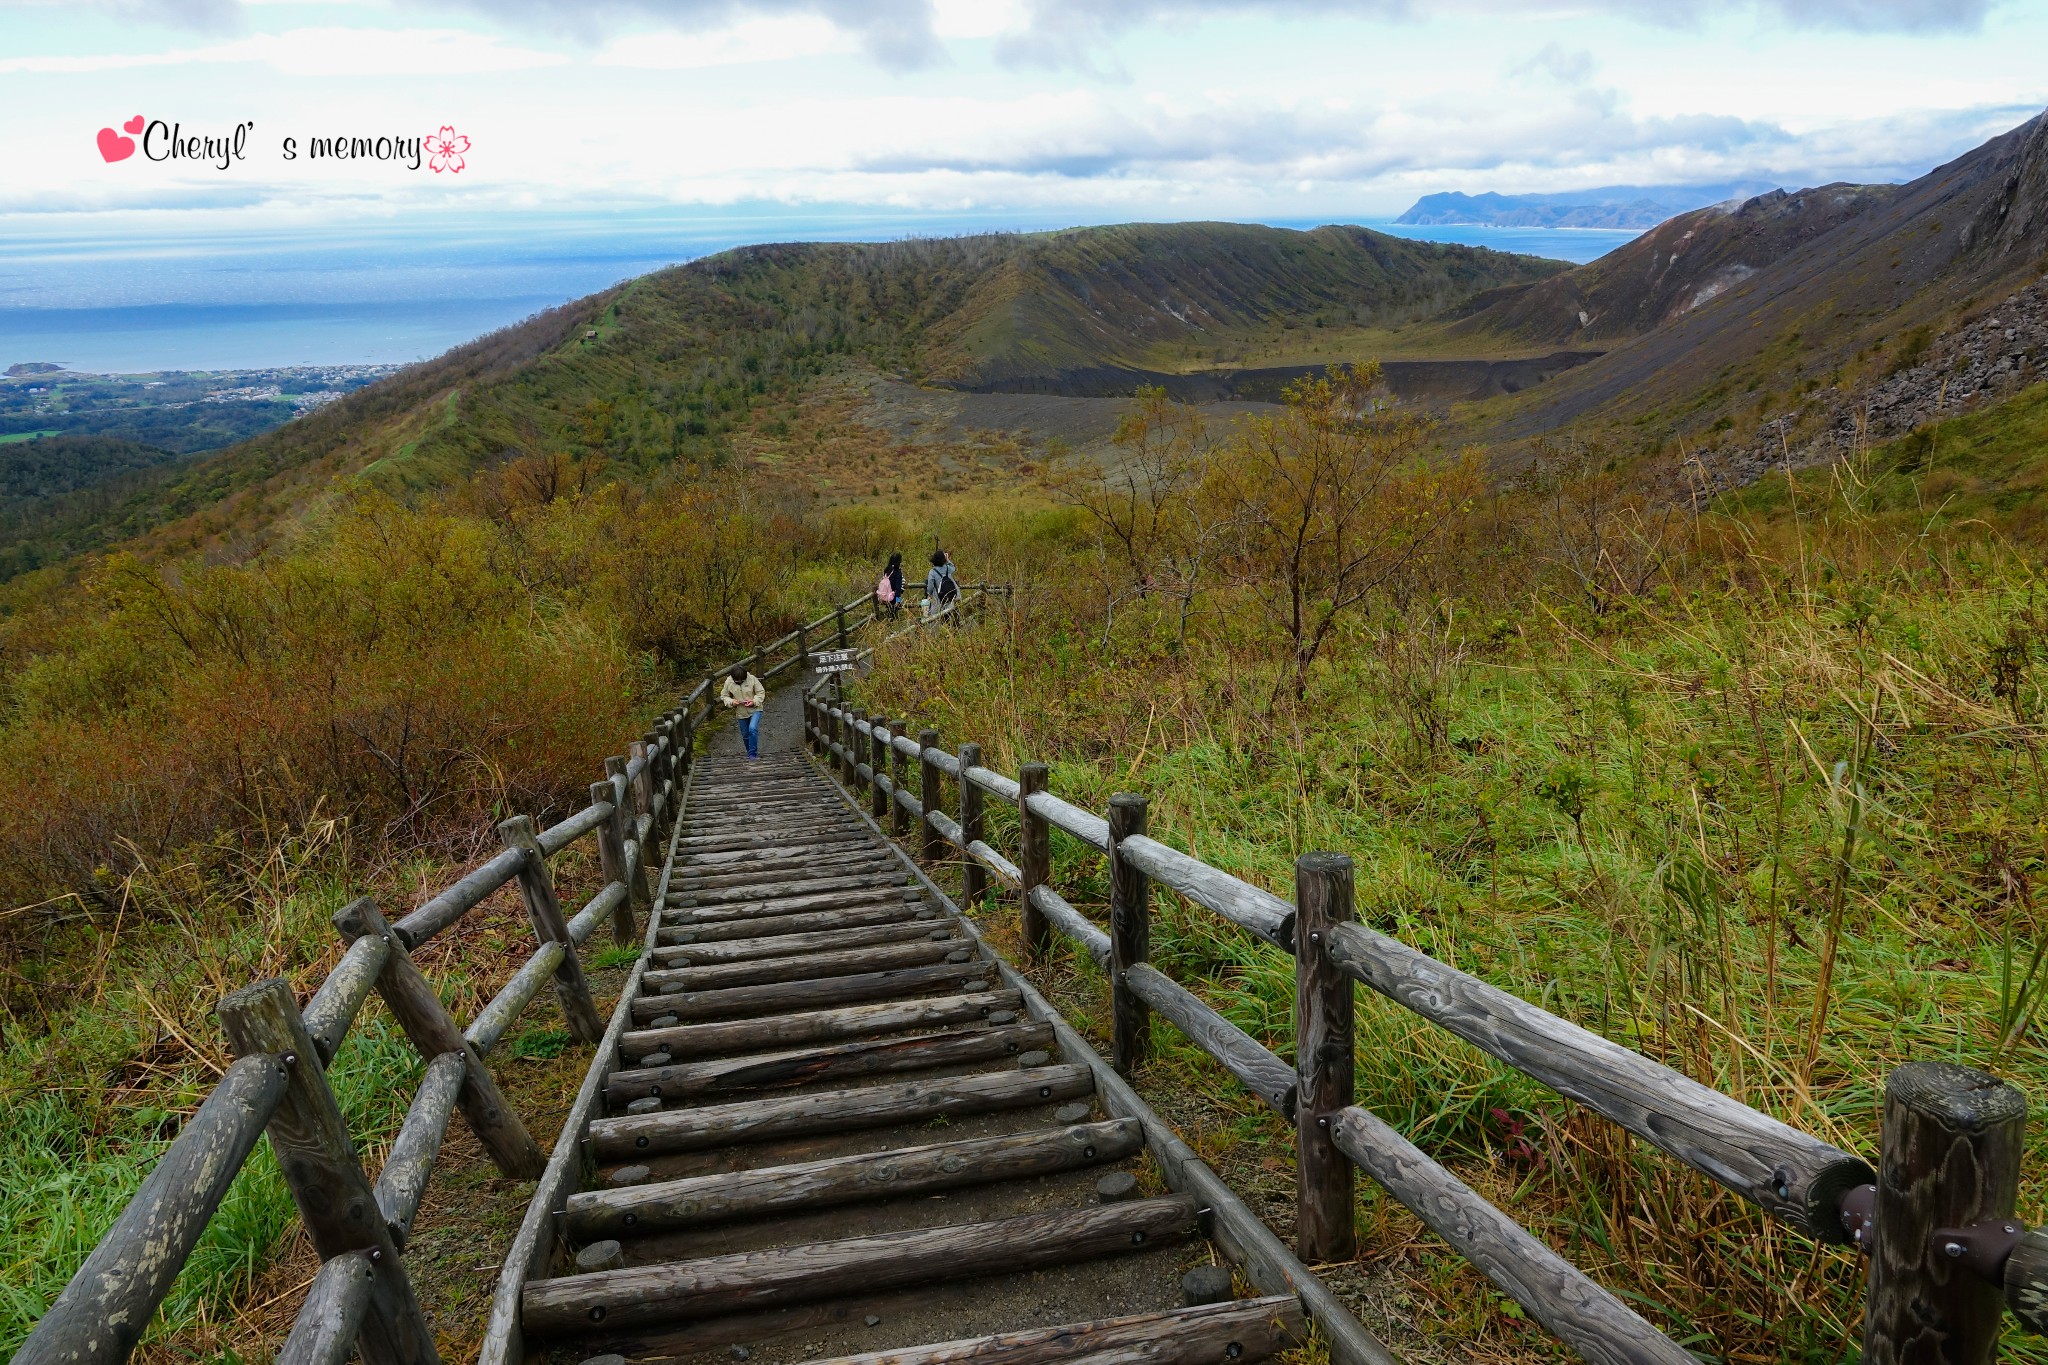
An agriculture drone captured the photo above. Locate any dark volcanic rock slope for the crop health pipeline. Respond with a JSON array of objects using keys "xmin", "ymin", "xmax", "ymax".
[
  {"xmin": 1450, "ymin": 184, "xmax": 1899, "ymax": 347},
  {"xmin": 1484, "ymin": 110, "xmax": 2048, "ymax": 441}
]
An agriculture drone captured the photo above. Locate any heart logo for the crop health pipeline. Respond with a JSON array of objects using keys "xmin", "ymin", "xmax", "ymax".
[
  {"xmin": 123, "ymin": 115, "xmax": 144, "ymax": 135},
  {"xmin": 97, "ymin": 127, "xmax": 135, "ymax": 163}
]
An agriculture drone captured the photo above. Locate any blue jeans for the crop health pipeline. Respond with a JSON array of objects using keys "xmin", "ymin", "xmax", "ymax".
[{"xmin": 740, "ymin": 711, "xmax": 761, "ymax": 758}]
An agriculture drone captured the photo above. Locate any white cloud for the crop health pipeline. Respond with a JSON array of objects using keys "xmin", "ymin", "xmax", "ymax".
[
  {"xmin": 0, "ymin": 27, "xmax": 567, "ymax": 76},
  {"xmin": 593, "ymin": 15, "xmax": 850, "ymax": 67}
]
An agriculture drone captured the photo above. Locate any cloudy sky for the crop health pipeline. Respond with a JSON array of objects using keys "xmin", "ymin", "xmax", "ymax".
[{"xmin": 2, "ymin": 0, "xmax": 2045, "ymax": 237}]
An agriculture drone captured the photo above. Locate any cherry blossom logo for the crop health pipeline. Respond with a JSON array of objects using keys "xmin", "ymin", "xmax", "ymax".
[{"xmin": 425, "ymin": 125, "xmax": 470, "ymax": 174}]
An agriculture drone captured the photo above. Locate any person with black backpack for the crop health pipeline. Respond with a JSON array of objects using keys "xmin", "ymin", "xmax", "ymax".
[{"xmin": 925, "ymin": 548, "xmax": 960, "ymax": 622}]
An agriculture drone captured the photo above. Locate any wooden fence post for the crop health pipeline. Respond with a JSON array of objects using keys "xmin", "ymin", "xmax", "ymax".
[
  {"xmin": 1108, "ymin": 793, "xmax": 1150, "ymax": 1077},
  {"xmin": 1862, "ymin": 1062, "xmax": 2026, "ymax": 1364},
  {"xmin": 959, "ymin": 742, "xmax": 986, "ymax": 906},
  {"xmin": 864, "ymin": 716, "xmax": 880, "ymax": 802},
  {"xmin": 217, "ymin": 979, "xmax": 441, "ymax": 1365},
  {"xmin": 591, "ymin": 779, "xmax": 644, "ymax": 944},
  {"xmin": 797, "ymin": 623, "xmax": 808, "ymax": 671},
  {"xmin": 333, "ymin": 898, "xmax": 545, "ymax": 1181},
  {"xmin": 1018, "ymin": 762, "xmax": 1050, "ymax": 959},
  {"xmin": 871, "ymin": 717, "xmax": 892, "ymax": 820},
  {"xmin": 836, "ymin": 604, "xmax": 849, "ymax": 650},
  {"xmin": 919, "ymin": 728, "xmax": 944, "ymax": 863},
  {"xmin": 629, "ymin": 739, "xmax": 659, "ymax": 842},
  {"xmin": 852, "ymin": 709, "xmax": 870, "ymax": 798},
  {"xmin": 496, "ymin": 816, "xmax": 605, "ymax": 1044},
  {"xmin": 1294, "ymin": 851, "xmax": 1358, "ymax": 1265},
  {"xmin": 889, "ymin": 721, "xmax": 911, "ymax": 838}
]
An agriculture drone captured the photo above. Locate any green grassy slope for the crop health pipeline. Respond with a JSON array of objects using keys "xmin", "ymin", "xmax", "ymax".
[{"xmin": 927, "ymin": 221, "xmax": 1566, "ymax": 384}]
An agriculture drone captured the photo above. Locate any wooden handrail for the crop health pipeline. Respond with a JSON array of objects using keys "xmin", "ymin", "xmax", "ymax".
[
  {"xmin": 1324, "ymin": 918, "xmax": 1873, "ymax": 1243},
  {"xmin": 801, "ymin": 681, "xmax": 2001, "ymax": 1357},
  {"xmin": 21, "ymin": 684, "xmax": 695, "ymax": 1365},
  {"xmin": 1331, "ymin": 1105, "xmax": 1694, "ymax": 1362},
  {"xmin": 14, "ymin": 1055, "xmax": 291, "ymax": 1365}
]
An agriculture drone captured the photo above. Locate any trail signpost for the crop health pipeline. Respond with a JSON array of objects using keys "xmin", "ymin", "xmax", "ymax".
[{"xmin": 811, "ymin": 649, "xmax": 859, "ymax": 675}]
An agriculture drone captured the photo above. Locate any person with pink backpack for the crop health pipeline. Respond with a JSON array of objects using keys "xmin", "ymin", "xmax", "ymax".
[{"xmin": 876, "ymin": 552, "xmax": 904, "ymax": 619}]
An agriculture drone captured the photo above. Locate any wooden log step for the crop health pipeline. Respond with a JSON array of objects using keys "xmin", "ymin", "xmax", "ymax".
[
  {"xmin": 677, "ymin": 885, "xmax": 924, "ymax": 923},
  {"xmin": 674, "ymin": 870, "xmax": 912, "ymax": 907},
  {"xmin": 621, "ymin": 990, "xmax": 1023, "ymax": 1063},
  {"xmin": 568, "ymin": 1118, "xmax": 1140, "ymax": 1238},
  {"xmin": 658, "ymin": 901, "xmax": 932, "ymax": 947},
  {"xmin": 803, "ymin": 1296, "xmax": 1306, "ymax": 1365},
  {"xmin": 643, "ymin": 938, "xmax": 966, "ymax": 993},
  {"xmin": 684, "ymin": 800, "xmax": 839, "ymax": 822},
  {"xmin": 520, "ymin": 1195, "xmax": 1199, "ymax": 1335},
  {"xmin": 678, "ymin": 825, "xmax": 870, "ymax": 853},
  {"xmin": 683, "ymin": 839, "xmax": 877, "ymax": 869},
  {"xmin": 652, "ymin": 921, "xmax": 943, "ymax": 968},
  {"xmin": 675, "ymin": 854, "xmax": 895, "ymax": 893},
  {"xmin": 629, "ymin": 962, "xmax": 996, "ymax": 1025},
  {"xmin": 588, "ymin": 1064, "xmax": 1094, "ymax": 1160},
  {"xmin": 606, "ymin": 1023, "xmax": 1055, "ymax": 1104},
  {"xmin": 677, "ymin": 831, "xmax": 874, "ymax": 857}
]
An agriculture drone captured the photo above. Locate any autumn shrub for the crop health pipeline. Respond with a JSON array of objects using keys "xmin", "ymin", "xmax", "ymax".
[{"xmin": 0, "ymin": 470, "xmax": 851, "ymax": 931}]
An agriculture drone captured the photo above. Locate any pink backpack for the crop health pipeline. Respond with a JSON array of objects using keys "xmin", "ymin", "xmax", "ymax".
[{"xmin": 876, "ymin": 573, "xmax": 896, "ymax": 603}]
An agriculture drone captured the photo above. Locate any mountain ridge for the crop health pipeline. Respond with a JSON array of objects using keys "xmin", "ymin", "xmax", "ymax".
[{"xmin": 1397, "ymin": 183, "xmax": 1781, "ymax": 229}]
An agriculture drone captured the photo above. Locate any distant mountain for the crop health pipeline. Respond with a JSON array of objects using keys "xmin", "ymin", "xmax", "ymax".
[
  {"xmin": 1448, "ymin": 182, "xmax": 1902, "ymax": 346},
  {"xmin": 1472, "ymin": 108, "xmax": 2048, "ymax": 440},
  {"xmin": 1396, "ymin": 184, "xmax": 1780, "ymax": 230}
]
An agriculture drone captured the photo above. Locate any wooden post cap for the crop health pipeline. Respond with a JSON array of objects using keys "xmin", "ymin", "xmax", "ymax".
[
  {"xmin": 574, "ymin": 1240, "xmax": 625, "ymax": 1272},
  {"xmin": 1182, "ymin": 1265, "xmax": 1236, "ymax": 1306}
]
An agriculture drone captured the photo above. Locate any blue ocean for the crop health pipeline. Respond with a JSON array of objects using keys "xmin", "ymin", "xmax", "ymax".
[{"xmin": 0, "ymin": 212, "xmax": 1641, "ymax": 375}]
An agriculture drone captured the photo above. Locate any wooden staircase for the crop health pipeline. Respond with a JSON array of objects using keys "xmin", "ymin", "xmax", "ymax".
[{"xmin": 516, "ymin": 750, "xmax": 1305, "ymax": 1365}]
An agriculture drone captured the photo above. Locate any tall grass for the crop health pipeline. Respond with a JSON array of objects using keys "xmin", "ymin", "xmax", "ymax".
[{"xmin": 859, "ymin": 416, "xmax": 2048, "ymax": 1360}]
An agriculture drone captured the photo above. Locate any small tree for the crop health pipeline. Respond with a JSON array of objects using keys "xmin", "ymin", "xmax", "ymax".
[
  {"xmin": 1202, "ymin": 363, "xmax": 1475, "ymax": 701},
  {"xmin": 1048, "ymin": 387, "xmax": 1226, "ymax": 642},
  {"xmin": 1524, "ymin": 437, "xmax": 1690, "ymax": 617}
]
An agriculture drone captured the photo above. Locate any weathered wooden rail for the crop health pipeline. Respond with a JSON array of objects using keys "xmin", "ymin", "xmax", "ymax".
[
  {"xmin": 17, "ymin": 714, "xmax": 687, "ymax": 1365},
  {"xmin": 805, "ymin": 687, "xmax": 2048, "ymax": 1363},
  {"xmin": 14, "ymin": 577, "xmax": 989, "ymax": 1365}
]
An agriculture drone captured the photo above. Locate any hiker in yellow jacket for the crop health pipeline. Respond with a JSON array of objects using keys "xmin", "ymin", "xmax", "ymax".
[{"xmin": 721, "ymin": 666, "xmax": 766, "ymax": 759}]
